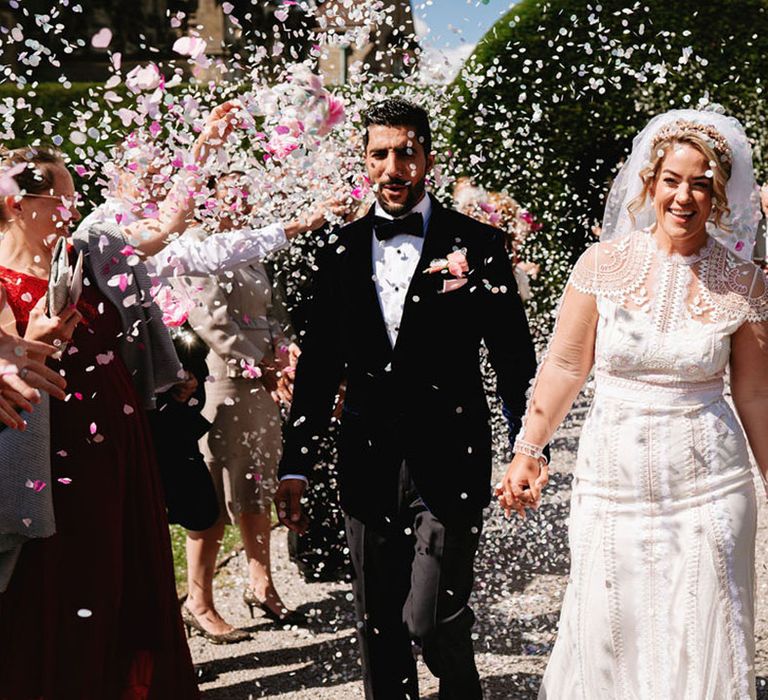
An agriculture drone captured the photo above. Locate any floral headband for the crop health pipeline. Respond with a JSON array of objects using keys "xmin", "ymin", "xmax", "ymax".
[{"xmin": 650, "ymin": 119, "xmax": 733, "ymax": 165}]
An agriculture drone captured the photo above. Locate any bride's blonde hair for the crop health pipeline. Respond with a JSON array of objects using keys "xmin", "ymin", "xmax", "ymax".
[{"xmin": 628, "ymin": 126, "xmax": 732, "ymax": 231}]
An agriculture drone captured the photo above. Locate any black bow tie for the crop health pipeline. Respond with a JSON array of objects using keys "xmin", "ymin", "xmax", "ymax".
[{"xmin": 373, "ymin": 212, "xmax": 424, "ymax": 241}]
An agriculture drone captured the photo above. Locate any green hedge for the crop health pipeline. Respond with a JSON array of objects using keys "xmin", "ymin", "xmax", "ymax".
[{"xmin": 451, "ymin": 0, "xmax": 768, "ymax": 326}]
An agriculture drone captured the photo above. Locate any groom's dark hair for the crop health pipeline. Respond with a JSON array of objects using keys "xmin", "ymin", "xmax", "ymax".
[{"xmin": 362, "ymin": 98, "xmax": 432, "ymax": 156}]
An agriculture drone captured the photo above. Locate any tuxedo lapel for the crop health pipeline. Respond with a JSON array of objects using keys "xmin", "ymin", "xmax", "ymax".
[{"xmin": 345, "ymin": 209, "xmax": 394, "ymax": 357}]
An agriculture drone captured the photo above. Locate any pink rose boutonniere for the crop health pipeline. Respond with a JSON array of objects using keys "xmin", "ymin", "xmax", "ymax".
[{"xmin": 424, "ymin": 248, "xmax": 469, "ymax": 293}]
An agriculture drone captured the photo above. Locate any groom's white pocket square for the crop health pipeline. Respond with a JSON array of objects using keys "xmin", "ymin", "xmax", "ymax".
[{"xmin": 440, "ymin": 278, "xmax": 468, "ymax": 294}]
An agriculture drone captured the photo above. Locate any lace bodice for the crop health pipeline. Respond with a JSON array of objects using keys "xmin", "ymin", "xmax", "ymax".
[{"xmin": 570, "ymin": 229, "xmax": 768, "ymax": 386}]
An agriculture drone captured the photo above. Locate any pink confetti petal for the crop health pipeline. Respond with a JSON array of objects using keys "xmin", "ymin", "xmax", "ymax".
[
  {"xmin": 90, "ymin": 27, "xmax": 112, "ymax": 49},
  {"xmin": 96, "ymin": 351, "xmax": 114, "ymax": 365},
  {"xmin": 123, "ymin": 404, "xmax": 134, "ymax": 415},
  {"xmin": 89, "ymin": 422, "xmax": 97, "ymax": 435},
  {"xmin": 172, "ymin": 36, "xmax": 207, "ymax": 59},
  {"xmin": 58, "ymin": 478, "xmax": 72, "ymax": 485},
  {"xmin": 442, "ymin": 278, "xmax": 468, "ymax": 293}
]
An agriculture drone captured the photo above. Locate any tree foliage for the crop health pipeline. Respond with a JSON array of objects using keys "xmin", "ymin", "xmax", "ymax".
[{"xmin": 451, "ymin": 0, "xmax": 768, "ymax": 315}]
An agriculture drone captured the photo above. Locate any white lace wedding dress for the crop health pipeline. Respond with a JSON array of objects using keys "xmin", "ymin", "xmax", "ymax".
[{"xmin": 538, "ymin": 229, "xmax": 768, "ymax": 700}]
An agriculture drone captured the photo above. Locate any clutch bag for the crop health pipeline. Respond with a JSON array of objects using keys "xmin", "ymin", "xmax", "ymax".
[{"xmin": 46, "ymin": 237, "xmax": 83, "ymax": 317}]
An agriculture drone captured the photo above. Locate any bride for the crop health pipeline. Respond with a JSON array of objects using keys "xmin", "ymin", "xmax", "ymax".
[{"xmin": 498, "ymin": 108, "xmax": 768, "ymax": 699}]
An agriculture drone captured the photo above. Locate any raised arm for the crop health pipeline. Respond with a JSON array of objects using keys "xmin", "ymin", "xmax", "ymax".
[
  {"xmin": 496, "ymin": 247, "xmax": 600, "ymax": 517},
  {"xmin": 123, "ymin": 101, "xmax": 241, "ymax": 257},
  {"xmin": 145, "ymin": 198, "xmax": 350, "ymax": 276},
  {"xmin": 730, "ymin": 272, "xmax": 768, "ymax": 492},
  {"xmin": 148, "ymin": 224, "xmax": 289, "ymax": 279}
]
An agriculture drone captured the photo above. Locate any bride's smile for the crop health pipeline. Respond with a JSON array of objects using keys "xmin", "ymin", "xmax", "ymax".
[{"xmin": 651, "ymin": 143, "xmax": 713, "ymax": 253}]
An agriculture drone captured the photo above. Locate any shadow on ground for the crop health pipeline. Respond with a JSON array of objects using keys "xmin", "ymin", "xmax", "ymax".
[
  {"xmin": 423, "ymin": 672, "xmax": 543, "ymax": 699},
  {"xmin": 199, "ymin": 633, "xmax": 361, "ymax": 698},
  {"xmin": 199, "ymin": 442, "xmax": 577, "ymax": 698}
]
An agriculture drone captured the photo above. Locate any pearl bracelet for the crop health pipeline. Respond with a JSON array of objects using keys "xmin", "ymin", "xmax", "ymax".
[{"xmin": 513, "ymin": 439, "xmax": 549, "ymax": 465}]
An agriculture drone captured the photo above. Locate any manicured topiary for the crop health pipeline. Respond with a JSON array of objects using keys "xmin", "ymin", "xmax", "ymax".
[{"xmin": 452, "ymin": 0, "xmax": 768, "ymax": 325}]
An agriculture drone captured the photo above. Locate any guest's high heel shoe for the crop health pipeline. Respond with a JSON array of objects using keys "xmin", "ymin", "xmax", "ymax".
[
  {"xmin": 181, "ymin": 605, "xmax": 251, "ymax": 645},
  {"xmin": 243, "ymin": 588, "xmax": 307, "ymax": 625}
]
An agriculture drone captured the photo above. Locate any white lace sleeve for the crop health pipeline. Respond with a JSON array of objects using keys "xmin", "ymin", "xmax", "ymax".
[
  {"xmin": 745, "ymin": 266, "xmax": 768, "ymax": 323},
  {"xmin": 568, "ymin": 243, "xmax": 601, "ymax": 296},
  {"xmin": 515, "ymin": 264, "xmax": 600, "ymax": 462},
  {"xmin": 568, "ymin": 233, "xmax": 653, "ymax": 302}
]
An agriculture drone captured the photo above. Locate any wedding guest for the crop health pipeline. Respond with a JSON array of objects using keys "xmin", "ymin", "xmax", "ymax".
[
  {"xmin": 0, "ymin": 293, "xmax": 67, "ymax": 429},
  {"xmin": 77, "ymin": 156, "xmax": 344, "ymax": 535},
  {"xmin": 0, "ymin": 102, "xmax": 237, "ymax": 698},
  {"xmin": 753, "ymin": 182, "xmax": 768, "ymax": 264},
  {"xmin": 453, "ymin": 180, "xmax": 541, "ymax": 301},
  {"xmin": 180, "ymin": 173, "xmax": 305, "ymax": 643},
  {"xmin": 500, "ymin": 110, "xmax": 768, "ymax": 697}
]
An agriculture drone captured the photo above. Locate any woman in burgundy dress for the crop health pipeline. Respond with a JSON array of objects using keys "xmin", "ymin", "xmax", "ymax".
[{"xmin": 0, "ymin": 137, "xmax": 231, "ymax": 698}]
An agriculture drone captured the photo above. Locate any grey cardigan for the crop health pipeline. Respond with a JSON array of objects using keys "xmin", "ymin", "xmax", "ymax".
[
  {"xmin": 0, "ymin": 223, "xmax": 182, "ymax": 590},
  {"xmin": 72, "ymin": 223, "xmax": 183, "ymax": 407}
]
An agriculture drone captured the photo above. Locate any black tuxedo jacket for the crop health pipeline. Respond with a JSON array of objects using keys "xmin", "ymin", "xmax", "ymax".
[{"xmin": 279, "ymin": 196, "xmax": 537, "ymax": 527}]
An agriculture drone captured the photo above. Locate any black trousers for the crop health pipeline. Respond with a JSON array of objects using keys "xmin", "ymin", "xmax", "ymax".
[{"xmin": 344, "ymin": 463, "xmax": 483, "ymax": 700}]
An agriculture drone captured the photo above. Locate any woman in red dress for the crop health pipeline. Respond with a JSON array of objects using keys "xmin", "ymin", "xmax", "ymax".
[{"xmin": 0, "ymin": 142, "xmax": 210, "ymax": 698}]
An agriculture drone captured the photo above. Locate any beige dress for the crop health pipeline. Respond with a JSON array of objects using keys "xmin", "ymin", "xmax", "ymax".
[{"xmin": 187, "ymin": 263, "xmax": 290, "ymax": 524}]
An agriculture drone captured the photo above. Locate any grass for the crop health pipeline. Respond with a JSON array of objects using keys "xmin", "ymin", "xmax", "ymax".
[
  {"xmin": 169, "ymin": 524, "xmax": 244, "ymax": 592},
  {"xmin": 168, "ymin": 506, "xmax": 278, "ymax": 592}
]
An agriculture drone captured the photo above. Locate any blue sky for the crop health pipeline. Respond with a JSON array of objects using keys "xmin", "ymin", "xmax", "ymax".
[
  {"xmin": 411, "ymin": 0, "xmax": 518, "ymax": 81},
  {"xmin": 412, "ymin": 0, "xmax": 518, "ymax": 49}
]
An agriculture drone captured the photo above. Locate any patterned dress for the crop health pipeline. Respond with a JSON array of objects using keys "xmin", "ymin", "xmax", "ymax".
[{"xmin": 540, "ymin": 229, "xmax": 768, "ymax": 700}]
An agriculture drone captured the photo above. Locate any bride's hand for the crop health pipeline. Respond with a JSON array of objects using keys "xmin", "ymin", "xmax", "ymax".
[{"xmin": 495, "ymin": 454, "xmax": 548, "ymax": 519}]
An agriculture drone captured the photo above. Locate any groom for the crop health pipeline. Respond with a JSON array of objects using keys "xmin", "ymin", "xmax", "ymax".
[{"xmin": 276, "ymin": 98, "xmax": 537, "ymax": 699}]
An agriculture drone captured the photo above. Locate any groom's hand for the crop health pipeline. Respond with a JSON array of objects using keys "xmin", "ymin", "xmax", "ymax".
[
  {"xmin": 276, "ymin": 478, "xmax": 309, "ymax": 534},
  {"xmin": 495, "ymin": 455, "xmax": 546, "ymax": 519}
]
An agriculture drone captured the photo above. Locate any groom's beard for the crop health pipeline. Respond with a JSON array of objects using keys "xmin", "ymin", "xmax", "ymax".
[{"xmin": 376, "ymin": 177, "xmax": 427, "ymax": 216}]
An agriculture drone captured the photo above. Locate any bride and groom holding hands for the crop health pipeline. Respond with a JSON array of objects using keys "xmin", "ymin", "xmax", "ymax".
[{"xmin": 277, "ymin": 96, "xmax": 768, "ymax": 699}]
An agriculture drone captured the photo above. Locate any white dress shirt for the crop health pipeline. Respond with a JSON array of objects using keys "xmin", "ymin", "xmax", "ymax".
[
  {"xmin": 146, "ymin": 224, "xmax": 288, "ymax": 279},
  {"xmin": 372, "ymin": 194, "xmax": 432, "ymax": 346},
  {"xmin": 77, "ymin": 200, "xmax": 289, "ymax": 281}
]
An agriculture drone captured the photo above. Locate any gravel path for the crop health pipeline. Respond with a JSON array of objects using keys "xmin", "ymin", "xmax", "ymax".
[{"xmin": 190, "ymin": 402, "xmax": 768, "ymax": 699}]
